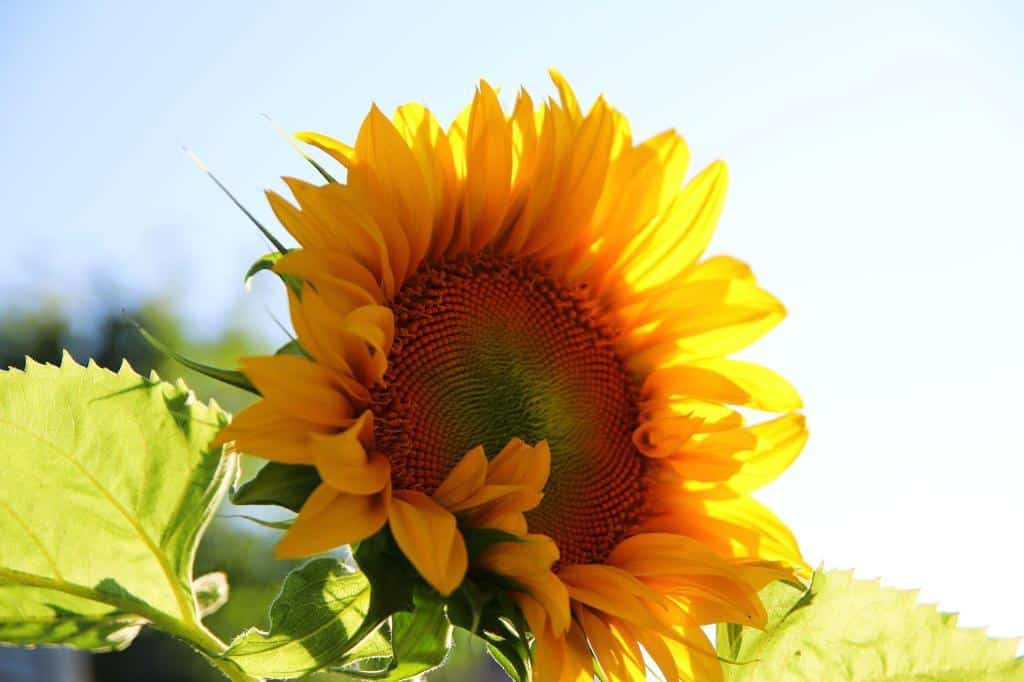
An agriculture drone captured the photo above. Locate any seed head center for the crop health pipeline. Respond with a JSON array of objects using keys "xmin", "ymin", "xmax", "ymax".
[{"xmin": 370, "ymin": 253, "xmax": 647, "ymax": 567}]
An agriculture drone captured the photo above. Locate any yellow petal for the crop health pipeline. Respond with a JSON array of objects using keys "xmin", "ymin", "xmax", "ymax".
[
  {"xmin": 393, "ymin": 103, "xmax": 459, "ymax": 260},
  {"xmin": 265, "ymin": 189, "xmax": 317, "ymax": 247},
  {"xmin": 558, "ymin": 564, "xmax": 661, "ymax": 626},
  {"xmin": 214, "ymin": 399, "xmax": 323, "ymax": 464},
  {"xmin": 662, "ymin": 622, "xmax": 723, "ymax": 682},
  {"xmin": 575, "ymin": 607, "xmax": 632, "ymax": 681},
  {"xmin": 310, "ymin": 413, "xmax": 391, "ymax": 495},
  {"xmin": 275, "ymin": 483, "xmax": 389, "ymax": 557},
  {"xmin": 275, "ymin": 247, "xmax": 385, "ymax": 306},
  {"xmin": 680, "ymin": 414, "xmax": 808, "ymax": 496},
  {"xmin": 515, "ymin": 595, "xmax": 567, "ymax": 682},
  {"xmin": 644, "ymin": 359, "xmax": 802, "ymax": 412},
  {"xmin": 487, "ymin": 439, "xmax": 551, "ymax": 490},
  {"xmin": 240, "ymin": 355, "xmax": 355, "ymax": 426},
  {"xmin": 459, "ymin": 81, "xmax": 513, "ymax": 252},
  {"xmin": 445, "ymin": 439, "xmax": 552, "ymax": 524},
  {"xmin": 389, "ymin": 490, "xmax": 467, "ymax": 596},
  {"xmin": 352, "ymin": 105, "xmax": 433, "ymax": 275},
  {"xmin": 526, "ymin": 98, "xmax": 615, "ymax": 262},
  {"xmin": 321, "ymin": 452, "xmax": 389, "ymax": 494},
  {"xmin": 548, "ymin": 68, "xmax": 581, "ymax": 121},
  {"xmin": 730, "ymin": 559, "xmax": 801, "ymax": 590},
  {"xmin": 477, "ymin": 535, "xmax": 570, "ymax": 634},
  {"xmin": 432, "ymin": 446, "xmax": 488, "ymax": 510},
  {"xmin": 295, "ymin": 130, "xmax": 356, "ymax": 168},
  {"xmin": 632, "ymin": 414, "xmax": 704, "ymax": 458},
  {"xmin": 625, "ymin": 160, "xmax": 728, "ymax": 292},
  {"xmin": 643, "ymin": 496, "xmax": 808, "ymax": 574},
  {"xmin": 607, "ymin": 533, "xmax": 742, "ymax": 579},
  {"xmin": 587, "ymin": 129, "xmax": 690, "ymax": 295},
  {"xmin": 559, "ymin": 622, "xmax": 596, "ymax": 682},
  {"xmin": 274, "ymin": 186, "xmax": 396, "ymax": 296}
]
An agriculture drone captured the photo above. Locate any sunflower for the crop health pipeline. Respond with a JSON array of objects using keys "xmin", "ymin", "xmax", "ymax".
[{"xmin": 216, "ymin": 71, "xmax": 808, "ymax": 681}]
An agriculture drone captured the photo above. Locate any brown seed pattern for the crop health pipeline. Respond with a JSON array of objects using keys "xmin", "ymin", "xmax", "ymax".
[{"xmin": 371, "ymin": 253, "xmax": 647, "ymax": 567}]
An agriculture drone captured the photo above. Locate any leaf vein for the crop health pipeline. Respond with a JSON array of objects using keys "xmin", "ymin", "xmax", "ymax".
[
  {"xmin": 0, "ymin": 417, "xmax": 193, "ymax": 623},
  {"xmin": 0, "ymin": 500, "xmax": 64, "ymax": 583}
]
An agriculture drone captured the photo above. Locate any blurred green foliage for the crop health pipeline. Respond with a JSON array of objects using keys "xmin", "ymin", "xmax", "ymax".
[{"xmin": 0, "ymin": 299, "xmax": 503, "ymax": 681}]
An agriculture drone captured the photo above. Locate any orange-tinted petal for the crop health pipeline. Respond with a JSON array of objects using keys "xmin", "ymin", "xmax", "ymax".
[
  {"xmin": 432, "ymin": 446, "xmax": 488, "ymax": 510},
  {"xmin": 389, "ymin": 490, "xmax": 467, "ymax": 596},
  {"xmin": 240, "ymin": 355, "xmax": 355, "ymax": 426},
  {"xmin": 275, "ymin": 483, "xmax": 389, "ymax": 557},
  {"xmin": 214, "ymin": 399, "xmax": 323, "ymax": 464}
]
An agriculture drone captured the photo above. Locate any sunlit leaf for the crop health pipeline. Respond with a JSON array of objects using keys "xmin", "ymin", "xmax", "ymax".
[
  {"xmin": 0, "ymin": 354, "xmax": 237, "ymax": 651},
  {"xmin": 220, "ymin": 558, "xmax": 390, "ymax": 679},
  {"xmin": 719, "ymin": 570, "xmax": 1024, "ymax": 681},
  {"xmin": 382, "ymin": 589, "xmax": 452, "ymax": 680}
]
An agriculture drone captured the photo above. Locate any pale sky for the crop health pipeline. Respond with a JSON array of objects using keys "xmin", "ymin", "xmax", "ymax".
[{"xmin": 3, "ymin": 0, "xmax": 1023, "ymax": 646}]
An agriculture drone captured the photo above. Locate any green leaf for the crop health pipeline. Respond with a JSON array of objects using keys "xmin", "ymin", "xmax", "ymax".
[
  {"xmin": 221, "ymin": 558, "xmax": 390, "ymax": 679},
  {"xmin": 382, "ymin": 589, "xmax": 452, "ymax": 680},
  {"xmin": 719, "ymin": 570, "xmax": 1024, "ymax": 681},
  {"xmin": 330, "ymin": 621, "xmax": 395, "ymax": 678},
  {"xmin": 0, "ymin": 354, "xmax": 237, "ymax": 652},
  {"xmin": 0, "ymin": 586, "xmax": 144, "ymax": 651},
  {"xmin": 231, "ymin": 461, "xmax": 321, "ymax": 512}
]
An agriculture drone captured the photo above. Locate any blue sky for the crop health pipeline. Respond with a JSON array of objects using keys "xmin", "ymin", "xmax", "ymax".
[{"xmin": 3, "ymin": 0, "xmax": 1023, "ymax": 643}]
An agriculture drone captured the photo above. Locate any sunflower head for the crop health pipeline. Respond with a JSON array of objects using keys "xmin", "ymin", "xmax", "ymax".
[{"xmin": 219, "ymin": 70, "xmax": 808, "ymax": 682}]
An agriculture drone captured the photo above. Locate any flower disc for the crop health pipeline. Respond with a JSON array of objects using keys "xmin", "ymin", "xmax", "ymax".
[{"xmin": 371, "ymin": 253, "xmax": 646, "ymax": 566}]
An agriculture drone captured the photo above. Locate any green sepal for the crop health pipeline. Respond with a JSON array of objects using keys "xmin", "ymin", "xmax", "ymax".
[
  {"xmin": 462, "ymin": 526, "xmax": 524, "ymax": 560},
  {"xmin": 263, "ymin": 113, "xmax": 339, "ymax": 184},
  {"xmin": 446, "ymin": 581, "xmax": 486, "ymax": 636},
  {"xmin": 245, "ymin": 251, "xmax": 302, "ymax": 296},
  {"xmin": 486, "ymin": 638, "xmax": 532, "ymax": 682},
  {"xmin": 353, "ymin": 531, "xmax": 419, "ymax": 618},
  {"xmin": 222, "ymin": 514, "xmax": 294, "ymax": 531},
  {"xmin": 275, "ymin": 338, "xmax": 308, "ymax": 357},
  {"xmin": 132, "ymin": 322, "xmax": 258, "ymax": 395},
  {"xmin": 231, "ymin": 461, "xmax": 321, "ymax": 512},
  {"xmin": 186, "ymin": 149, "xmax": 289, "ymax": 255},
  {"xmin": 446, "ymin": 580, "xmax": 531, "ymax": 682},
  {"xmin": 244, "ymin": 252, "xmax": 283, "ymax": 285},
  {"xmin": 477, "ymin": 594, "xmax": 532, "ymax": 682}
]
